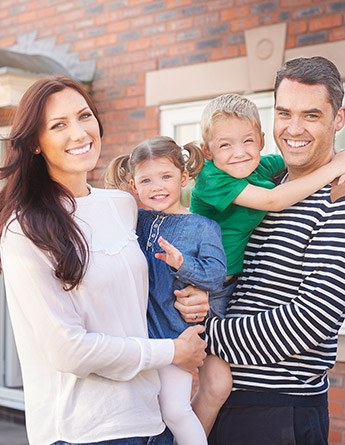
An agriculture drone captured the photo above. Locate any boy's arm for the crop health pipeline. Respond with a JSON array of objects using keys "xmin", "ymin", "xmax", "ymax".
[{"xmin": 234, "ymin": 150, "xmax": 345, "ymax": 211}]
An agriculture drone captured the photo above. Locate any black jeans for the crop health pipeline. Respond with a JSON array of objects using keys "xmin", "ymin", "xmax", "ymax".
[{"xmin": 208, "ymin": 392, "xmax": 329, "ymax": 445}]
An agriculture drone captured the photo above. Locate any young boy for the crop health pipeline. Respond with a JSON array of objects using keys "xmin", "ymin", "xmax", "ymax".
[{"xmin": 190, "ymin": 93, "xmax": 345, "ymax": 436}]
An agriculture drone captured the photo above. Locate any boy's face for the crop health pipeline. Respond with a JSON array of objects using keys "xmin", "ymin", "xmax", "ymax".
[{"xmin": 203, "ymin": 116, "xmax": 264, "ymax": 178}]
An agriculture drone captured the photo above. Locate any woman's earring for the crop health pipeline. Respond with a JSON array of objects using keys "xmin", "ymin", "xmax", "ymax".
[{"xmin": 34, "ymin": 148, "xmax": 41, "ymax": 154}]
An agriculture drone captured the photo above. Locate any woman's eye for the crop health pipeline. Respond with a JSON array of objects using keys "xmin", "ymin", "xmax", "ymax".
[
  {"xmin": 163, "ymin": 175, "xmax": 172, "ymax": 180},
  {"xmin": 80, "ymin": 112, "xmax": 92, "ymax": 119},
  {"xmin": 220, "ymin": 143, "xmax": 230, "ymax": 149},
  {"xmin": 51, "ymin": 122, "xmax": 65, "ymax": 130},
  {"xmin": 244, "ymin": 139, "xmax": 254, "ymax": 143}
]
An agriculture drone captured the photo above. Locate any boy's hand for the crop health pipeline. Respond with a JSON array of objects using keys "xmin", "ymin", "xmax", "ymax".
[
  {"xmin": 155, "ymin": 236, "xmax": 184, "ymax": 270},
  {"xmin": 338, "ymin": 173, "xmax": 345, "ymax": 185}
]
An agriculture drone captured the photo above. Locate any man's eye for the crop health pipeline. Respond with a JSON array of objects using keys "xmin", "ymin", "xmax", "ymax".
[
  {"xmin": 306, "ymin": 114, "xmax": 318, "ymax": 120},
  {"xmin": 277, "ymin": 111, "xmax": 289, "ymax": 118}
]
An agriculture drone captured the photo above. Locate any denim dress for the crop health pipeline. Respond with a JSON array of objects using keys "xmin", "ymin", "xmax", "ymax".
[{"xmin": 137, "ymin": 209, "xmax": 227, "ymax": 339}]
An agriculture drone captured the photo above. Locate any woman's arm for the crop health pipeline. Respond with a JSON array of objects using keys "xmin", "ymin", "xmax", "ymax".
[
  {"xmin": 1, "ymin": 223, "xmax": 206, "ymax": 380},
  {"xmin": 234, "ymin": 150, "xmax": 345, "ymax": 211}
]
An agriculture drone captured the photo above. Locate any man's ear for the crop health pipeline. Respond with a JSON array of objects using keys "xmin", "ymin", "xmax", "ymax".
[
  {"xmin": 335, "ymin": 107, "xmax": 345, "ymax": 132},
  {"xmin": 201, "ymin": 142, "xmax": 213, "ymax": 160},
  {"xmin": 129, "ymin": 178, "xmax": 138, "ymax": 195}
]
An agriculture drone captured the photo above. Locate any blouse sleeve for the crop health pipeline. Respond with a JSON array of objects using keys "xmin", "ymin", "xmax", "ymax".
[{"xmin": 1, "ymin": 222, "xmax": 174, "ymax": 382}]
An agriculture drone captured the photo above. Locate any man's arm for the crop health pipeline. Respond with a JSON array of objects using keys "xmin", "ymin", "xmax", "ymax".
[
  {"xmin": 205, "ymin": 197, "xmax": 345, "ymax": 365},
  {"xmin": 174, "ymin": 285, "xmax": 210, "ymax": 324}
]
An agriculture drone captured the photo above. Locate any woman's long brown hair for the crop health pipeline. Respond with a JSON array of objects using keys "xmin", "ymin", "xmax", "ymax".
[{"xmin": 0, "ymin": 76, "xmax": 103, "ymax": 290}]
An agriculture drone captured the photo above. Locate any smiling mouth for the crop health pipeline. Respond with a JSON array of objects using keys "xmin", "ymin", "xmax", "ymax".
[
  {"xmin": 285, "ymin": 140, "xmax": 309, "ymax": 148},
  {"xmin": 151, "ymin": 194, "xmax": 168, "ymax": 200},
  {"xmin": 67, "ymin": 143, "xmax": 91, "ymax": 155},
  {"xmin": 229, "ymin": 159, "xmax": 251, "ymax": 165}
]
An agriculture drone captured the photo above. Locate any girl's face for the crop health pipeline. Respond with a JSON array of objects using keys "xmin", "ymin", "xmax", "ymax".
[
  {"xmin": 130, "ymin": 157, "xmax": 189, "ymax": 214},
  {"xmin": 37, "ymin": 87, "xmax": 101, "ymax": 196}
]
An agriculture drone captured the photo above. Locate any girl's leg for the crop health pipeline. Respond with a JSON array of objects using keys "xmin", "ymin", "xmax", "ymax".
[
  {"xmin": 158, "ymin": 365, "xmax": 207, "ymax": 445},
  {"xmin": 192, "ymin": 355, "xmax": 232, "ymax": 436}
]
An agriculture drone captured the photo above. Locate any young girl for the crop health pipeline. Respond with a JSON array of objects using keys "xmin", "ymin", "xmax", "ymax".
[{"xmin": 105, "ymin": 136, "xmax": 229, "ymax": 445}]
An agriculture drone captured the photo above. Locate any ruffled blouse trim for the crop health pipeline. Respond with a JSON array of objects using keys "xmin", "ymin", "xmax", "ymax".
[{"xmin": 88, "ymin": 230, "xmax": 138, "ymax": 255}]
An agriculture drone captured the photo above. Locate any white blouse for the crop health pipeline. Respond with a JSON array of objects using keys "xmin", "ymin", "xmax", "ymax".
[{"xmin": 1, "ymin": 188, "xmax": 174, "ymax": 445}]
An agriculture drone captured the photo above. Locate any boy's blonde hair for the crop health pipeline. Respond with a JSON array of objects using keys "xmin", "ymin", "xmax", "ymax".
[{"xmin": 201, "ymin": 94, "xmax": 262, "ymax": 144}]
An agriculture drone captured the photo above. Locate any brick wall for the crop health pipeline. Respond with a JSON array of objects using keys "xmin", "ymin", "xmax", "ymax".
[
  {"xmin": 329, "ymin": 361, "xmax": 345, "ymax": 445},
  {"xmin": 0, "ymin": 0, "xmax": 344, "ymax": 184}
]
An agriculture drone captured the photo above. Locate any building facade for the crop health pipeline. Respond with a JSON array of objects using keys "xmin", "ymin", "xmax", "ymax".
[{"xmin": 0, "ymin": 0, "xmax": 345, "ymax": 443}]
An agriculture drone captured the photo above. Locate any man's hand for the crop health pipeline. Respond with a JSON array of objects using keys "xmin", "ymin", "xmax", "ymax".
[
  {"xmin": 172, "ymin": 325, "xmax": 207, "ymax": 373},
  {"xmin": 174, "ymin": 285, "xmax": 209, "ymax": 323}
]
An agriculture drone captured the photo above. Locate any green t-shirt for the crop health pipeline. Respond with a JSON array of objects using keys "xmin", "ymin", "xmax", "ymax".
[{"xmin": 190, "ymin": 154, "xmax": 285, "ymax": 275}]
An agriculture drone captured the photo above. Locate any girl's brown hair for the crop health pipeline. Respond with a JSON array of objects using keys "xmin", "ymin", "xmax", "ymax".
[
  {"xmin": 0, "ymin": 76, "xmax": 103, "ymax": 290},
  {"xmin": 105, "ymin": 135, "xmax": 204, "ymax": 190}
]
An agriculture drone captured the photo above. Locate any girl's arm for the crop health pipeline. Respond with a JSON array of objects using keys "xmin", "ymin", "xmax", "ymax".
[
  {"xmin": 155, "ymin": 223, "xmax": 227, "ymax": 293},
  {"xmin": 234, "ymin": 150, "xmax": 345, "ymax": 211}
]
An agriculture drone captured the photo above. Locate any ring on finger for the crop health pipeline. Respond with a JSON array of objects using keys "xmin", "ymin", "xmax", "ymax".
[{"xmin": 193, "ymin": 313, "xmax": 198, "ymax": 320}]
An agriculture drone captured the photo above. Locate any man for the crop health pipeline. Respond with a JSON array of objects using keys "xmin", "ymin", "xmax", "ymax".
[{"xmin": 206, "ymin": 56, "xmax": 345, "ymax": 445}]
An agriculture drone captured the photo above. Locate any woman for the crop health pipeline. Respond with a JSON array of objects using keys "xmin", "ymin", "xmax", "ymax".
[{"xmin": 0, "ymin": 76, "xmax": 207, "ymax": 445}]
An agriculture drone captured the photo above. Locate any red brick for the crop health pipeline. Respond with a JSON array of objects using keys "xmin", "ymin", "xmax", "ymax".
[
  {"xmin": 329, "ymin": 401, "xmax": 345, "ymax": 417},
  {"xmin": 329, "ymin": 387, "xmax": 345, "ymax": 402},
  {"xmin": 220, "ymin": 5, "xmax": 250, "ymax": 21},
  {"xmin": 288, "ymin": 20, "xmax": 308, "ymax": 35},
  {"xmin": 210, "ymin": 45, "xmax": 240, "ymax": 61},
  {"xmin": 309, "ymin": 14, "xmax": 342, "ymax": 32},
  {"xmin": 230, "ymin": 15, "xmax": 260, "ymax": 32},
  {"xmin": 329, "ymin": 429, "xmax": 342, "ymax": 444}
]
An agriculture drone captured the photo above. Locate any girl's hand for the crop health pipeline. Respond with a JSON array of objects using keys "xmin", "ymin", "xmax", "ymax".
[{"xmin": 155, "ymin": 236, "xmax": 184, "ymax": 270}]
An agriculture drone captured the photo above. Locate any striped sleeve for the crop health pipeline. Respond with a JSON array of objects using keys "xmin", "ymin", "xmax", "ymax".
[{"xmin": 205, "ymin": 188, "xmax": 345, "ymax": 369}]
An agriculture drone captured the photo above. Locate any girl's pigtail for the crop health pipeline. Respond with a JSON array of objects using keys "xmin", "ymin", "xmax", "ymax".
[
  {"xmin": 181, "ymin": 142, "xmax": 205, "ymax": 179},
  {"xmin": 104, "ymin": 154, "xmax": 131, "ymax": 190}
]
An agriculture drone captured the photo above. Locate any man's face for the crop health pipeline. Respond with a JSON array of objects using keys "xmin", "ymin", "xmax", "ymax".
[{"xmin": 274, "ymin": 78, "xmax": 345, "ymax": 179}]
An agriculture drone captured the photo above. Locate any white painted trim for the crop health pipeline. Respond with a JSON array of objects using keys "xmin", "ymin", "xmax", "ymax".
[
  {"xmin": 146, "ymin": 40, "xmax": 345, "ymax": 106},
  {"xmin": 0, "ymin": 387, "xmax": 24, "ymax": 411}
]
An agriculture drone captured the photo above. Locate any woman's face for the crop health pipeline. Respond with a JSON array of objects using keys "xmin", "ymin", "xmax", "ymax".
[{"xmin": 37, "ymin": 87, "xmax": 101, "ymax": 193}]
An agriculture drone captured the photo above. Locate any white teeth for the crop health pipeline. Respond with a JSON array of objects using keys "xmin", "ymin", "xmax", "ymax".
[
  {"xmin": 152, "ymin": 194, "xmax": 167, "ymax": 200},
  {"xmin": 67, "ymin": 144, "xmax": 91, "ymax": 155},
  {"xmin": 286, "ymin": 140, "xmax": 308, "ymax": 148}
]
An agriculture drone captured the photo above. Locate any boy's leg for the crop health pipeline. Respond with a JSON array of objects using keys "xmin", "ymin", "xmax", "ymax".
[
  {"xmin": 158, "ymin": 365, "xmax": 207, "ymax": 445},
  {"xmin": 192, "ymin": 355, "xmax": 232, "ymax": 436}
]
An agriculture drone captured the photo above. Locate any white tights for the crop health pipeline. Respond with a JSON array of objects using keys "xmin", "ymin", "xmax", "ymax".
[{"xmin": 158, "ymin": 365, "xmax": 207, "ymax": 445}]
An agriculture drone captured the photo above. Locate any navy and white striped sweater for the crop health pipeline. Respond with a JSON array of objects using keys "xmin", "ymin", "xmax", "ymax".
[{"xmin": 206, "ymin": 184, "xmax": 345, "ymax": 396}]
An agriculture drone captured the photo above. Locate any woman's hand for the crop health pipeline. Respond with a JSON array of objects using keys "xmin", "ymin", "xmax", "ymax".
[
  {"xmin": 172, "ymin": 325, "xmax": 207, "ymax": 373},
  {"xmin": 174, "ymin": 285, "xmax": 209, "ymax": 323}
]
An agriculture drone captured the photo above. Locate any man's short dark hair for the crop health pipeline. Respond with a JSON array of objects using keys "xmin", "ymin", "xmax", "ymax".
[{"xmin": 274, "ymin": 56, "xmax": 344, "ymax": 116}]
